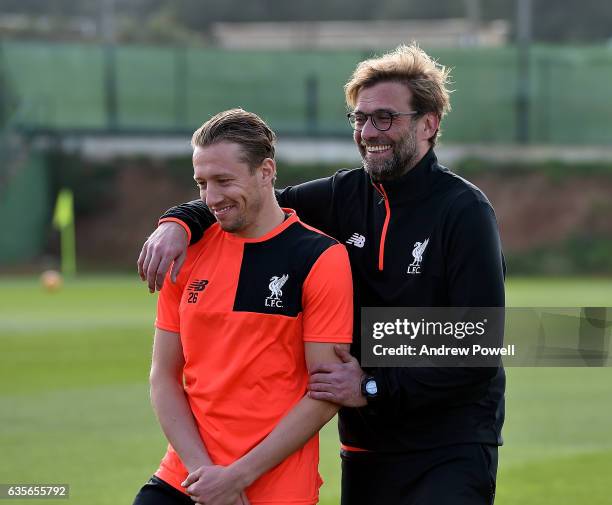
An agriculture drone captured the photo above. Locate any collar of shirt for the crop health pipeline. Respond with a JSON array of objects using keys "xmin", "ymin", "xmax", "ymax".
[{"xmin": 372, "ymin": 148, "xmax": 439, "ymax": 205}]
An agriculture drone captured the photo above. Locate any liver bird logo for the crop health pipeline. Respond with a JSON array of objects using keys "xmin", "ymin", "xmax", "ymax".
[
  {"xmin": 410, "ymin": 238, "xmax": 429, "ymax": 267},
  {"xmin": 268, "ymin": 274, "xmax": 289, "ymax": 300}
]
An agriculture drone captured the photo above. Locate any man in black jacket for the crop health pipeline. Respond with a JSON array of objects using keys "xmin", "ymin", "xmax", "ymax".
[{"xmin": 138, "ymin": 44, "xmax": 505, "ymax": 505}]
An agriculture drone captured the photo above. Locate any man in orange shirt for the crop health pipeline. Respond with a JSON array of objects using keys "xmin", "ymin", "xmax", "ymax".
[{"xmin": 132, "ymin": 108, "xmax": 353, "ymax": 505}]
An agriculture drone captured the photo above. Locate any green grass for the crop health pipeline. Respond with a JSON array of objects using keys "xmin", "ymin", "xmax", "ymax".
[{"xmin": 1, "ymin": 276, "xmax": 611, "ymax": 504}]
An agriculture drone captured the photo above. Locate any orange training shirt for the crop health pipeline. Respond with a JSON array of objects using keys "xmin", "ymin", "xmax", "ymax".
[{"xmin": 154, "ymin": 210, "xmax": 353, "ymax": 505}]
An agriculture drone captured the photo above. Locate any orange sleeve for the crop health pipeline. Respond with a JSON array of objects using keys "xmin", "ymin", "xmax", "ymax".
[
  {"xmin": 155, "ymin": 271, "xmax": 183, "ymax": 333},
  {"xmin": 301, "ymin": 243, "xmax": 353, "ymax": 343},
  {"xmin": 154, "ymin": 229, "xmax": 212, "ymax": 332},
  {"xmin": 159, "ymin": 217, "xmax": 192, "ymax": 245}
]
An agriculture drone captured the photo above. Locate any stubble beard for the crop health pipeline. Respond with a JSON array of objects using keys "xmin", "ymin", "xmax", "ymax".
[
  {"xmin": 361, "ymin": 124, "xmax": 419, "ymax": 183},
  {"xmin": 218, "ymin": 192, "xmax": 263, "ymax": 235},
  {"xmin": 219, "ymin": 215, "xmax": 245, "ymax": 234}
]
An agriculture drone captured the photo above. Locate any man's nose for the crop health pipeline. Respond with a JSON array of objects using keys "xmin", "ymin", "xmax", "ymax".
[
  {"xmin": 360, "ymin": 116, "xmax": 380, "ymax": 140},
  {"xmin": 205, "ymin": 186, "xmax": 223, "ymax": 208}
]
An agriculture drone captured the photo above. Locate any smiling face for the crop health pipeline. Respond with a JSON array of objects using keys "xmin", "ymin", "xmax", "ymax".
[
  {"xmin": 193, "ymin": 141, "xmax": 270, "ymax": 236},
  {"xmin": 353, "ymin": 81, "xmax": 433, "ymax": 182}
]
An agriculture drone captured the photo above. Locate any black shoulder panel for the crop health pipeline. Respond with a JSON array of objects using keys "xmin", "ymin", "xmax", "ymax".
[{"xmin": 233, "ymin": 222, "xmax": 337, "ymax": 317}]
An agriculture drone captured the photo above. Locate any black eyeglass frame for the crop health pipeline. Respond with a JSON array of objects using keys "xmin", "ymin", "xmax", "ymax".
[{"xmin": 346, "ymin": 110, "xmax": 419, "ymax": 132}]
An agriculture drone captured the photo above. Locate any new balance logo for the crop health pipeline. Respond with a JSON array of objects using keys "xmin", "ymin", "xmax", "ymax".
[
  {"xmin": 266, "ymin": 274, "xmax": 289, "ymax": 308},
  {"xmin": 407, "ymin": 238, "xmax": 429, "ymax": 275},
  {"xmin": 186, "ymin": 279, "xmax": 209, "ymax": 303},
  {"xmin": 346, "ymin": 233, "xmax": 366, "ymax": 248}
]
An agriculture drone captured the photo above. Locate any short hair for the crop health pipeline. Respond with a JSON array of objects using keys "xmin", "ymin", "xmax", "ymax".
[
  {"xmin": 344, "ymin": 44, "xmax": 452, "ymax": 145},
  {"xmin": 191, "ymin": 108, "xmax": 276, "ymax": 172}
]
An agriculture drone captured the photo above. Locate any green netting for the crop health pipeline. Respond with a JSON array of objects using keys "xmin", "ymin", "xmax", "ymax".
[
  {"xmin": 115, "ymin": 45, "xmax": 178, "ymax": 128},
  {"xmin": 2, "ymin": 41, "xmax": 612, "ymax": 144},
  {"xmin": 529, "ymin": 47, "xmax": 612, "ymax": 144},
  {"xmin": 3, "ymin": 41, "xmax": 105, "ymax": 128}
]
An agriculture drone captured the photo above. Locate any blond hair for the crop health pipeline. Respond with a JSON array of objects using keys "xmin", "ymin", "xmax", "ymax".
[
  {"xmin": 344, "ymin": 44, "xmax": 452, "ymax": 145},
  {"xmin": 191, "ymin": 108, "xmax": 276, "ymax": 172}
]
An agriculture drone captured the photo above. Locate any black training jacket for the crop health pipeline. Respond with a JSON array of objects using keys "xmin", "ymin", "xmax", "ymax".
[{"xmin": 160, "ymin": 148, "xmax": 506, "ymax": 452}]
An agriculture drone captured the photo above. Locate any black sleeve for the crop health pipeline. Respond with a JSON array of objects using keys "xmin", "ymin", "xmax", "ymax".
[
  {"xmin": 275, "ymin": 175, "xmax": 337, "ymax": 237},
  {"xmin": 160, "ymin": 175, "xmax": 338, "ymax": 244},
  {"xmin": 445, "ymin": 200, "xmax": 506, "ymax": 307},
  {"xmin": 160, "ymin": 200, "xmax": 215, "ymax": 245},
  {"xmin": 371, "ymin": 199, "xmax": 506, "ymax": 414}
]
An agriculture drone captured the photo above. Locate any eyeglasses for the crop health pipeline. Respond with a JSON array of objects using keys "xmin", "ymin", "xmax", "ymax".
[{"xmin": 347, "ymin": 110, "xmax": 419, "ymax": 132}]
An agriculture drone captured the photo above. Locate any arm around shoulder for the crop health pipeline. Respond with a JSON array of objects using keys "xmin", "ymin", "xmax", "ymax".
[
  {"xmin": 276, "ymin": 174, "xmax": 339, "ymax": 236},
  {"xmin": 138, "ymin": 199, "xmax": 215, "ymax": 293}
]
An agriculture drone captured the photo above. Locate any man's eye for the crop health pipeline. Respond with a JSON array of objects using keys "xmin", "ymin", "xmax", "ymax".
[{"xmin": 374, "ymin": 112, "xmax": 392, "ymax": 122}]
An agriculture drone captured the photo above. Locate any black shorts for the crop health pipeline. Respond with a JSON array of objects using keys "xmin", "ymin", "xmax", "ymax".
[
  {"xmin": 340, "ymin": 443, "xmax": 498, "ymax": 505},
  {"xmin": 132, "ymin": 476, "xmax": 193, "ymax": 505}
]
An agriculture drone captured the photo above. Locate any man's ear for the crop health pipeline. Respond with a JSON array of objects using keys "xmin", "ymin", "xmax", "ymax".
[
  {"xmin": 419, "ymin": 112, "xmax": 440, "ymax": 143},
  {"xmin": 258, "ymin": 158, "xmax": 277, "ymax": 186}
]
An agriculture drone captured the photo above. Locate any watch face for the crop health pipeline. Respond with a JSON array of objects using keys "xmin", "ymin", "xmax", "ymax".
[{"xmin": 365, "ymin": 380, "xmax": 378, "ymax": 395}]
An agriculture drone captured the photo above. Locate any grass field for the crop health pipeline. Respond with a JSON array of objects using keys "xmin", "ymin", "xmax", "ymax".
[{"xmin": 1, "ymin": 275, "xmax": 611, "ymax": 504}]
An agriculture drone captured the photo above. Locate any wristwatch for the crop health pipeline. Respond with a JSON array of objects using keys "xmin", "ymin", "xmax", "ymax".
[{"xmin": 360, "ymin": 375, "xmax": 379, "ymax": 402}]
